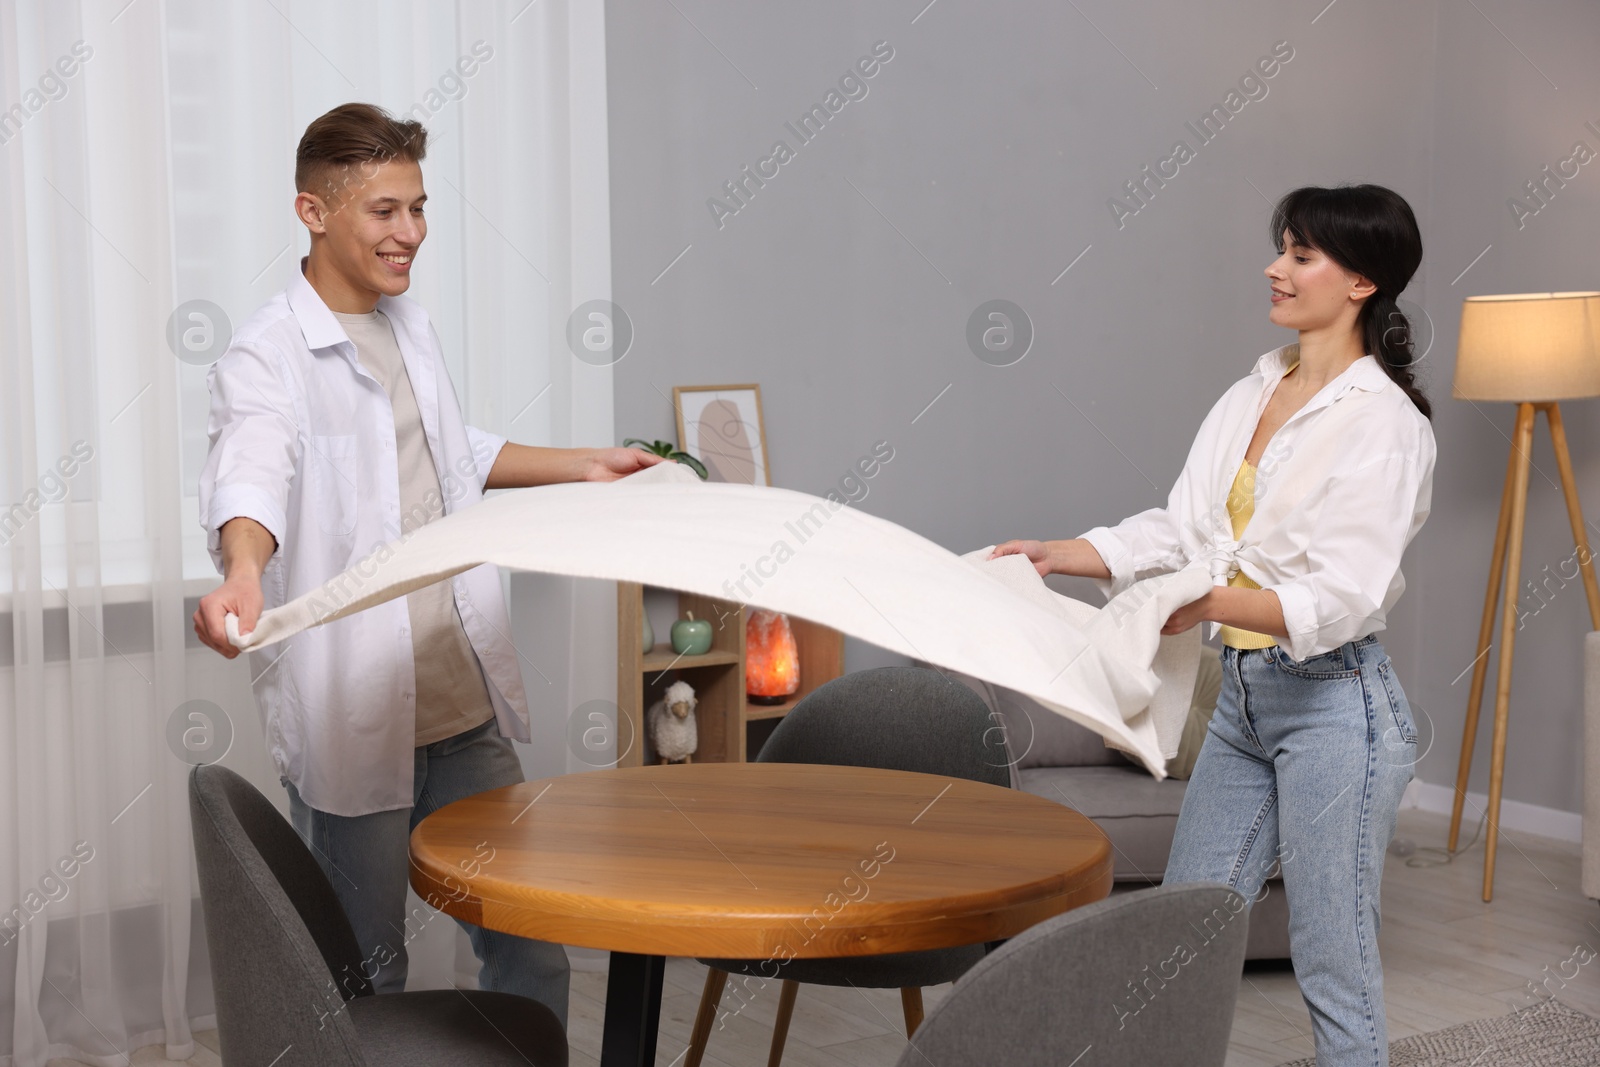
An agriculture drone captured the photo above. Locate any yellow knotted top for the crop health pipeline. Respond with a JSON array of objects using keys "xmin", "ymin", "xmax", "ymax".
[{"xmin": 1218, "ymin": 457, "xmax": 1277, "ymax": 650}]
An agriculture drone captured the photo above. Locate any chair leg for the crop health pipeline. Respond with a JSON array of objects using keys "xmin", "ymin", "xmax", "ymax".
[
  {"xmin": 900, "ymin": 987, "xmax": 924, "ymax": 1035},
  {"xmin": 685, "ymin": 967, "xmax": 728, "ymax": 1067},
  {"xmin": 767, "ymin": 979, "xmax": 799, "ymax": 1067}
]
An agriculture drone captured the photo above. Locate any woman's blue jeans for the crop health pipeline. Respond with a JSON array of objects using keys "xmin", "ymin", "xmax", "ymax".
[
  {"xmin": 283, "ymin": 718, "xmax": 570, "ymax": 1025},
  {"xmin": 1164, "ymin": 634, "xmax": 1416, "ymax": 1067}
]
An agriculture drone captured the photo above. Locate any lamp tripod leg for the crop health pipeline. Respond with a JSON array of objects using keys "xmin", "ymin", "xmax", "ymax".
[
  {"xmin": 1483, "ymin": 403, "xmax": 1536, "ymax": 902},
  {"xmin": 1450, "ymin": 413, "xmax": 1520, "ymax": 852},
  {"xmin": 1545, "ymin": 402, "xmax": 1600, "ymax": 631}
]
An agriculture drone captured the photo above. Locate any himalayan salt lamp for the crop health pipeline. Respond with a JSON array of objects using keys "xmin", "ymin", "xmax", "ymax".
[{"xmin": 746, "ymin": 609, "xmax": 800, "ymax": 704}]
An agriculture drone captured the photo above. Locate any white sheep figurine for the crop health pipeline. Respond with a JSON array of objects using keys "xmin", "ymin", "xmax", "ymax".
[{"xmin": 647, "ymin": 679, "xmax": 698, "ymax": 764}]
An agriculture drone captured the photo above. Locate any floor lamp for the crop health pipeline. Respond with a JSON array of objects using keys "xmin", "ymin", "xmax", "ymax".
[{"xmin": 1449, "ymin": 291, "xmax": 1600, "ymax": 902}]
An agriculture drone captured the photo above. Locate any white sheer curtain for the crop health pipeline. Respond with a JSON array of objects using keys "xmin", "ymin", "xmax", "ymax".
[{"xmin": 0, "ymin": 1, "xmax": 614, "ymax": 1062}]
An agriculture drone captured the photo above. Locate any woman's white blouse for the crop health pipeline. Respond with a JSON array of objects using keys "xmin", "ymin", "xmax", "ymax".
[{"xmin": 1079, "ymin": 345, "xmax": 1435, "ymax": 662}]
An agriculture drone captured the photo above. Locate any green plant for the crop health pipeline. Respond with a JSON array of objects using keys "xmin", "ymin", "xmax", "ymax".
[{"xmin": 623, "ymin": 438, "xmax": 709, "ymax": 480}]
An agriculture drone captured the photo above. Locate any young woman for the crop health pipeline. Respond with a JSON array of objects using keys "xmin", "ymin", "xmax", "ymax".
[{"xmin": 992, "ymin": 184, "xmax": 1434, "ymax": 1067}]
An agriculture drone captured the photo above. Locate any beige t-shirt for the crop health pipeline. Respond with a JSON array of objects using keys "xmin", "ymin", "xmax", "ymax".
[{"xmin": 332, "ymin": 310, "xmax": 496, "ymax": 746}]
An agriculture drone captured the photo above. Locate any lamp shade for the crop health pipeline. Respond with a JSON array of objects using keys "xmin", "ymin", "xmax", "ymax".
[{"xmin": 1453, "ymin": 291, "xmax": 1600, "ymax": 401}]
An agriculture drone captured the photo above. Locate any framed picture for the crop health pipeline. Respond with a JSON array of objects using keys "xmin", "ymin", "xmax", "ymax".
[{"xmin": 673, "ymin": 384, "xmax": 771, "ymax": 486}]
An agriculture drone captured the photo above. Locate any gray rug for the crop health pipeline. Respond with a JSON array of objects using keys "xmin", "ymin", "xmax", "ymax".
[{"xmin": 1278, "ymin": 998, "xmax": 1600, "ymax": 1066}]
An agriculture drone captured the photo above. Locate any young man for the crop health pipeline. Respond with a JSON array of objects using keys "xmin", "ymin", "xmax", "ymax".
[{"xmin": 193, "ymin": 103, "xmax": 658, "ymax": 1023}]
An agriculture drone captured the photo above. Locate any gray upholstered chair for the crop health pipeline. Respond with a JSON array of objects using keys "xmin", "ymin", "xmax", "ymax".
[
  {"xmin": 895, "ymin": 882, "xmax": 1249, "ymax": 1067},
  {"xmin": 684, "ymin": 666, "xmax": 1011, "ymax": 1067},
  {"xmin": 188, "ymin": 763, "xmax": 567, "ymax": 1066}
]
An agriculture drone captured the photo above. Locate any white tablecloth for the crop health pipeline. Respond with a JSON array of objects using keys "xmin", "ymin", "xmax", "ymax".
[{"xmin": 228, "ymin": 462, "xmax": 1211, "ymax": 777}]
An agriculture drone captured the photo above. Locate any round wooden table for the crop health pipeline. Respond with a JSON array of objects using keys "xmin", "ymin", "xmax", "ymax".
[{"xmin": 409, "ymin": 762, "xmax": 1112, "ymax": 1066}]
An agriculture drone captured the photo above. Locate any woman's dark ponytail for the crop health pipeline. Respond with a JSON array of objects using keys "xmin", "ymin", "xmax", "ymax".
[
  {"xmin": 1271, "ymin": 184, "xmax": 1432, "ymax": 421},
  {"xmin": 1362, "ymin": 291, "xmax": 1433, "ymax": 420}
]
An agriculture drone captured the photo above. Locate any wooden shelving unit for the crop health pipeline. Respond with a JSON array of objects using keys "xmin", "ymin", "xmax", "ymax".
[{"xmin": 616, "ymin": 582, "xmax": 844, "ymax": 766}]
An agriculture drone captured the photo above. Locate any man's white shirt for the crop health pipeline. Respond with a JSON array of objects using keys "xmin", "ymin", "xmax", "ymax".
[
  {"xmin": 199, "ymin": 266, "xmax": 529, "ymax": 816},
  {"xmin": 1079, "ymin": 345, "xmax": 1436, "ymax": 662}
]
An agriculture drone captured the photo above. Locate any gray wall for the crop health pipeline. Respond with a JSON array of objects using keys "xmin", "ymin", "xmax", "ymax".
[
  {"xmin": 1415, "ymin": 1, "xmax": 1600, "ymax": 818},
  {"xmin": 605, "ymin": 0, "xmax": 1600, "ymax": 816}
]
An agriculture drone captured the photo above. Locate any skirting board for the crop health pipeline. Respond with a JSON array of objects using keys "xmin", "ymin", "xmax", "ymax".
[
  {"xmin": 566, "ymin": 945, "xmax": 611, "ymax": 972},
  {"xmin": 1404, "ymin": 778, "xmax": 1583, "ymax": 844}
]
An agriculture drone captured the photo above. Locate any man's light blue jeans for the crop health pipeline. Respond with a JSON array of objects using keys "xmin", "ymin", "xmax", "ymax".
[
  {"xmin": 283, "ymin": 718, "xmax": 570, "ymax": 1025},
  {"xmin": 1164, "ymin": 633, "xmax": 1416, "ymax": 1067}
]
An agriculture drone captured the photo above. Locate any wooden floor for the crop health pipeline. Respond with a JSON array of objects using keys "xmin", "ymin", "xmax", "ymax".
[
  {"xmin": 102, "ymin": 808, "xmax": 1600, "ymax": 1067},
  {"xmin": 1223, "ymin": 808, "xmax": 1600, "ymax": 1066}
]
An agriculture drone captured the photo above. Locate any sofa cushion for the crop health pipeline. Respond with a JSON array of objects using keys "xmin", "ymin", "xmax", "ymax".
[
  {"xmin": 997, "ymin": 684, "xmax": 1130, "ymax": 770},
  {"xmin": 927, "ymin": 664, "xmax": 1129, "ymax": 771},
  {"xmin": 1020, "ymin": 765, "xmax": 1186, "ymax": 881},
  {"xmin": 930, "ymin": 646, "xmax": 1225, "ymax": 777},
  {"xmin": 1167, "ymin": 644, "xmax": 1223, "ymax": 779}
]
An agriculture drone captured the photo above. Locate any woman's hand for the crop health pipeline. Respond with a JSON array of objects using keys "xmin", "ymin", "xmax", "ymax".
[
  {"xmin": 1160, "ymin": 589, "xmax": 1214, "ymax": 635},
  {"xmin": 989, "ymin": 539, "xmax": 1053, "ymax": 577},
  {"xmin": 1179, "ymin": 585, "xmax": 1285, "ymax": 637}
]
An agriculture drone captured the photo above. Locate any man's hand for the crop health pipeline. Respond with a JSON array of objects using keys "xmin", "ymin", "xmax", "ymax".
[
  {"xmin": 194, "ymin": 575, "xmax": 264, "ymax": 659},
  {"xmin": 580, "ymin": 446, "xmax": 666, "ymax": 482},
  {"xmin": 195, "ymin": 516, "xmax": 276, "ymax": 659},
  {"xmin": 485, "ymin": 444, "xmax": 666, "ymax": 489}
]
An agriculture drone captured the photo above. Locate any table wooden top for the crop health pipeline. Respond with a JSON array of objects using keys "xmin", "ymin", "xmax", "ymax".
[{"xmin": 408, "ymin": 762, "xmax": 1112, "ymax": 959}]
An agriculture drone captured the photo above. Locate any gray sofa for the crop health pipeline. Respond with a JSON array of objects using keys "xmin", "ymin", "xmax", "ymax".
[{"xmin": 930, "ymin": 646, "xmax": 1292, "ymax": 960}]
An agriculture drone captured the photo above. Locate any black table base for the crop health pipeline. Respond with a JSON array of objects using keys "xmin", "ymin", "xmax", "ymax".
[{"xmin": 600, "ymin": 951, "xmax": 666, "ymax": 1067}]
